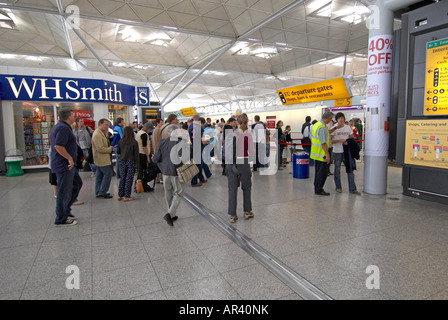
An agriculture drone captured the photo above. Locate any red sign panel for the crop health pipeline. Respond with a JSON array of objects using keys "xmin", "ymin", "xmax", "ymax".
[
  {"xmin": 72, "ymin": 110, "xmax": 93, "ymax": 119},
  {"xmin": 266, "ymin": 116, "xmax": 276, "ymax": 130}
]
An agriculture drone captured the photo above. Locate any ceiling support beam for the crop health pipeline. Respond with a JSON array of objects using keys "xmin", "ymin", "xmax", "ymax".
[
  {"xmin": 54, "ymin": 0, "xmax": 73, "ymax": 59},
  {"xmin": 161, "ymin": 0, "xmax": 307, "ymax": 108},
  {"xmin": 161, "ymin": 41, "xmax": 235, "ymax": 107},
  {"xmin": 70, "ymin": 27, "xmax": 113, "ymax": 74}
]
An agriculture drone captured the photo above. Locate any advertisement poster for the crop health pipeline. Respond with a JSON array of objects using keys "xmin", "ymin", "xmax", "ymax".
[
  {"xmin": 404, "ymin": 119, "xmax": 448, "ymax": 169},
  {"xmin": 425, "ymin": 37, "xmax": 448, "ymax": 116},
  {"xmin": 365, "ymin": 34, "xmax": 393, "ymax": 157}
]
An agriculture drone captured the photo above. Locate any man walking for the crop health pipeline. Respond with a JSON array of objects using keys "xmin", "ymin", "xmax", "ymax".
[
  {"xmin": 310, "ymin": 111, "xmax": 341, "ymax": 195},
  {"xmin": 92, "ymin": 118, "xmax": 114, "ymax": 199},
  {"xmin": 153, "ymin": 124, "xmax": 184, "ymax": 226},
  {"xmin": 51, "ymin": 108, "xmax": 83, "ymax": 226}
]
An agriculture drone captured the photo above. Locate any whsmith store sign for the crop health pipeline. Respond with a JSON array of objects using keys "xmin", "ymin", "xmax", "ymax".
[{"xmin": 0, "ymin": 74, "xmax": 136, "ymax": 105}]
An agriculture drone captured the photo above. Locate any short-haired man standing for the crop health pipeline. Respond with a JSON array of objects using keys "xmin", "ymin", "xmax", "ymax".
[
  {"xmin": 112, "ymin": 117, "xmax": 125, "ymax": 178},
  {"xmin": 251, "ymin": 115, "xmax": 266, "ymax": 172},
  {"xmin": 310, "ymin": 111, "xmax": 341, "ymax": 195},
  {"xmin": 51, "ymin": 108, "xmax": 83, "ymax": 226},
  {"xmin": 135, "ymin": 121, "xmax": 154, "ymax": 192},
  {"xmin": 92, "ymin": 119, "xmax": 114, "ymax": 199}
]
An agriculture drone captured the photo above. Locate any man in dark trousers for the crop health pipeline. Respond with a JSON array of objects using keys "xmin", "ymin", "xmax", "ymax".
[
  {"xmin": 51, "ymin": 108, "xmax": 83, "ymax": 226},
  {"xmin": 251, "ymin": 115, "xmax": 266, "ymax": 172},
  {"xmin": 310, "ymin": 111, "xmax": 341, "ymax": 196}
]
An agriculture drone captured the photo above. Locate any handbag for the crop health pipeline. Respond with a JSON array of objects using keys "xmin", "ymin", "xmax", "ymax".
[
  {"xmin": 176, "ymin": 160, "xmax": 199, "ymax": 183},
  {"xmin": 136, "ymin": 179, "xmax": 144, "ymax": 193}
]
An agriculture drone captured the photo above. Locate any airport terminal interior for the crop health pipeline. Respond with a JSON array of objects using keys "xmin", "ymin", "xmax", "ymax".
[
  {"xmin": 1, "ymin": 0, "xmax": 448, "ymax": 301},
  {"xmin": 2, "ymin": 159, "xmax": 448, "ymax": 300}
]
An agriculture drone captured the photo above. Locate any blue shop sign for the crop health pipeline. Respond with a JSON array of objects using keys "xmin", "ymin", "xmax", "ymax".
[
  {"xmin": 137, "ymin": 87, "xmax": 150, "ymax": 106},
  {"xmin": 0, "ymin": 74, "xmax": 136, "ymax": 105}
]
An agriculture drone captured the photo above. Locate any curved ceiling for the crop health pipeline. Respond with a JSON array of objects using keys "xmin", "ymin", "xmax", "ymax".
[{"xmin": 0, "ymin": 0, "xmax": 406, "ymax": 112}]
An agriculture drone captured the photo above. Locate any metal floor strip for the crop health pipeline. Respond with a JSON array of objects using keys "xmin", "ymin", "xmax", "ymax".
[{"xmin": 183, "ymin": 193, "xmax": 333, "ymax": 300}]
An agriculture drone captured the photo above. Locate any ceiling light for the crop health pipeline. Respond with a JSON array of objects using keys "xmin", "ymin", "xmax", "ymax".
[
  {"xmin": 254, "ymin": 53, "xmax": 274, "ymax": 59},
  {"xmin": 316, "ymin": 3, "xmax": 333, "ymax": 17},
  {"xmin": 133, "ymin": 64, "xmax": 149, "ymax": 70},
  {"xmin": 333, "ymin": 5, "xmax": 370, "ymax": 24},
  {"xmin": 25, "ymin": 56, "xmax": 42, "ymax": 62},
  {"xmin": 0, "ymin": 53, "xmax": 17, "ymax": 59},
  {"xmin": 0, "ymin": 8, "xmax": 16, "ymax": 29},
  {"xmin": 150, "ymin": 39, "xmax": 169, "ymax": 47},
  {"xmin": 307, "ymin": 0, "xmax": 331, "ymax": 11}
]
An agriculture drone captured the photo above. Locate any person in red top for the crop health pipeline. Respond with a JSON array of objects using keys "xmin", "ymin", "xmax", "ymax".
[{"xmin": 225, "ymin": 113, "xmax": 255, "ymax": 223}]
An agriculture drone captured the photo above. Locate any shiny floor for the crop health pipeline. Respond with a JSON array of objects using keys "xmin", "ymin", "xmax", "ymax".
[{"xmin": 1, "ymin": 158, "xmax": 448, "ymax": 300}]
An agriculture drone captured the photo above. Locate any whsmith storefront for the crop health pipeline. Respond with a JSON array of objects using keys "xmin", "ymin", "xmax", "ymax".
[{"xmin": 0, "ymin": 67, "xmax": 141, "ymax": 172}]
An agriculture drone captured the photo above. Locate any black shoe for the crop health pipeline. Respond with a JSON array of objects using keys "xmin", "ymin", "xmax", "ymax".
[
  {"xmin": 96, "ymin": 193, "xmax": 111, "ymax": 198},
  {"xmin": 103, "ymin": 194, "xmax": 113, "ymax": 199},
  {"xmin": 68, "ymin": 213, "xmax": 77, "ymax": 220},
  {"xmin": 164, "ymin": 213, "xmax": 174, "ymax": 226},
  {"xmin": 172, "ymin": 216, "xmax": 178, "ymax": 221},
  {"xmin": 315, "ymin": 191, "xmax": 330, "ymax": 196},
  {"xmin": 144, "ymin": 188, "xmax": 154, "ymax": 192}
]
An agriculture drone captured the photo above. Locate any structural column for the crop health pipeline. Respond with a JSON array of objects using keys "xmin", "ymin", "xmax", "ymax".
[{"xmin": 363, "ymin": 0, "xmax": 394, "ymax": 194}]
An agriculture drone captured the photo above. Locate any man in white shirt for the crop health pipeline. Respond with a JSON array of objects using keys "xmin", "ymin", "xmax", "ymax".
[
  {"xmin": 331, "ymin": 112, "xmax": 361, "ymax": 195},
  {"xmin": 251, "ymin": 115, "xmax": 267, "ymax": 171}
]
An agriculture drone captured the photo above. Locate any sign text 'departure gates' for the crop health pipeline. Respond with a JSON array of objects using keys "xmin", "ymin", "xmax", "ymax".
[{"xmin": 277, "ymin": 77, "xmax": 350, "ymax": 105}]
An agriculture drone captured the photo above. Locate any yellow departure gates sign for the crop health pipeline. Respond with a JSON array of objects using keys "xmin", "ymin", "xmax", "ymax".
[
  {"xmin": 277, "ymin": 77, "xmax": 350, "ymax": 105},
  {"xmin": 404, "ymin": 119, "xmax": 448, "ymax": 169},
  {"xmin": 425, "ymin": 38, "xmax": 448, "ymax": 115},
  {"xmin": 181, "ymin": 107, "xmax": 196, "ymax": 117}
]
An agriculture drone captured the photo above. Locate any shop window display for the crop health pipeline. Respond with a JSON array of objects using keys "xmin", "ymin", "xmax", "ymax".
[{"xmin": 14, "ymin": 102, "xmax": 55, "ymax": 166}]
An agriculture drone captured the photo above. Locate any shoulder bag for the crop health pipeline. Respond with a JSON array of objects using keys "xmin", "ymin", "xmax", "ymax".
[{"xmin": 176, "ymin": 160, "xmax": 199, "ymax": 183}]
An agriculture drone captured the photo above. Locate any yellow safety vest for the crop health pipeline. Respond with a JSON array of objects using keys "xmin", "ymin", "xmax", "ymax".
[{"xmin": 310, "ymin": 121, "xmax": 328, "ymax": 162}]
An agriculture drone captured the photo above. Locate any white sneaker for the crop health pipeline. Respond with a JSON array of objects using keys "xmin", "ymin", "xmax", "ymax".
[{"xmin": 56, "ymin": 219, "xmax": 78, "ymax": 227}]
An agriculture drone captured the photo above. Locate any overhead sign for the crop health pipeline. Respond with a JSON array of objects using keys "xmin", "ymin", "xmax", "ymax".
[
  {"xmin": 137, "ymin": 87, "xmax": 150, "ymax": 106},
  {"xmin": 0, "ymin": 74, "xmax": 136, "ymax": 105},
  {"xmin": 334, "ymin": 97, "xmax": 352, "ymax": 107},
  {"xmin": 180, "ymin": 107, "xmax": 196, "ymax": 117},
  {"xmin": 277, "ymin": 77, "xmax": 351, "ymax": 105},
  {"xmin": 425, "ymin": 38, "xmax": 448, "ymax": 115},
  {"xmin": 404, "ymin": 119, "xmax": 448, "ymax": 169}
]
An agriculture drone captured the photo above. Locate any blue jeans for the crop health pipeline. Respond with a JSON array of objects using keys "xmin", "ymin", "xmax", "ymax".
[
  {"xmin": 55, "ymin": 168, "xmax": 83, "ymax": 224},
  {"xmin": 96, "ymin": 165, "xmax": 113, "ymax": 196},
  {"xmin": 191, "ymin": 159, "xmax": 212, "ymax": 186},
  {"xmin": 333, "ymin": 153, "xmax": 357, "ymax": 193}
]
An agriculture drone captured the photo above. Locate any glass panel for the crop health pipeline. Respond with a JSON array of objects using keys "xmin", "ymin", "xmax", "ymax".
[
  {"xmin": 108, "ymin": 104, "xmax": 128, "ymax": 126},
  {"xmin": 13, "ymin": 101, "xmax": 55, "ymax": 166},
  {"xmin": 55, "ymin": 102, "xmax": 95, "ymax": 130}
]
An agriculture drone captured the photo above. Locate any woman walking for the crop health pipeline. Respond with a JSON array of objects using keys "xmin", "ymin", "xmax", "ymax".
[
  {"xmin": 117, "ymin": 126, "xmax": 139, "ymax": 202},
  {"xmin": 225, "ymin": 113, "xmax": 255, "ymax": 223}
]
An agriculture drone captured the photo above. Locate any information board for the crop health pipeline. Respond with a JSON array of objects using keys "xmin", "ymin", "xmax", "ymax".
[
  {"xmin": 425, "ymin": 38, "xmax": 448, "ymax": 115},
  {"xmin": 404, "ymin": 119, "xmax": 448, "ymax": 169}
]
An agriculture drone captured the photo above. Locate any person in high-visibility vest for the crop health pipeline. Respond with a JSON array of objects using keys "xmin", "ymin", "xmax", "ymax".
[{"xmin": 310, "ymin": 111, "xmax": 342, "ymax": 195}]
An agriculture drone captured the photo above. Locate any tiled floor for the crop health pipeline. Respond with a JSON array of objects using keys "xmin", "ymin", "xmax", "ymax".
[{"xmin": 1, "ymin": 158, "xmax": 448, "ymax": 300}]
